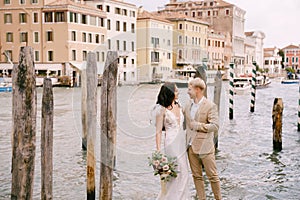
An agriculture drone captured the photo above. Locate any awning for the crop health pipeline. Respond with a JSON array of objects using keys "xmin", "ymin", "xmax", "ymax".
[{"xmin": 70, "ymin": 62, "xmax": 86, "ymax": 71}]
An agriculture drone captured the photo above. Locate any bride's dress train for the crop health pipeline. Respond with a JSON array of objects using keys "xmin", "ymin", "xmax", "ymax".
[{"xmin": 157, "ymin": 108, "xmax": 189, "ymax": 200}]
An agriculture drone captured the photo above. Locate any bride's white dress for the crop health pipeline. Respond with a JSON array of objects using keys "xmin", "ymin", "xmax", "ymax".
[{"xmin": 157, "ymin": 108, "xmax": 190, "ymax": 200}]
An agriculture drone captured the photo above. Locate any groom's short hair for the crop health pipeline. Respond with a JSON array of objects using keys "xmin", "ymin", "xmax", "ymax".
[{"xmin": 189, "ymin": 78, "xmax": 206, "ymax": 90}]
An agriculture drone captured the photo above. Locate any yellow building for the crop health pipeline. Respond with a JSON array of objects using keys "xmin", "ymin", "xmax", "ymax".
[
  {"xmin": 137, "ymin": 8, "xmax": 173, "ymax": 83},
  {"xmin": 160, "ymin": 13, "xmax": 209, "ymax": 69},
  {"xmin": 0, "ymin": 0, "xmax": 106, "ymax": 86}
]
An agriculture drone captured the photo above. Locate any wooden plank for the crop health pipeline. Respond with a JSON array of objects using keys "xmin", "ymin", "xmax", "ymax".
[
  {"xmin": 213, "ymin": 70, "xmax": 222, "ymax": 149},
  {"xmin": 81, "ymin": 66, "xmax": 87, "ymax": 150}
]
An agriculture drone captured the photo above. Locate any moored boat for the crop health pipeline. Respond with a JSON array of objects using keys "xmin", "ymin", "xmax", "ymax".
[
  {"xmin": 256, "ymin": 75, "xmax": 271, "ymax": 88},
  {"xmin": 233, "ymin": 77, "xmax": 251, "ymax": 95}
]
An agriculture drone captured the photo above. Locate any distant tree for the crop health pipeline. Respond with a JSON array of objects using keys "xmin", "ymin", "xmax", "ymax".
[{"xmin": 278, "ymin": 49, "xmax": 285, "ymax": 68}]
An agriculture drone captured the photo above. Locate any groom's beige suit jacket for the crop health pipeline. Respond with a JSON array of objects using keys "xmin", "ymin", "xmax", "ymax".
[{"xmin": 184, "ymin": 97, "xmax": 219, "ymax": 155}]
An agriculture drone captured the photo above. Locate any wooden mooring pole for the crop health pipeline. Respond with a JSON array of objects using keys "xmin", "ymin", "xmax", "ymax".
[
  {"xmin": 11, "ymin": 46, "xmax": 37, "ymax": 200},
  {"xmin": 250, "ymin": 62, "xmax": 257, "ymax": 112},
  {"xmin": 195, "ymin": 65, "xmax": 207, "ymax": 97},
  {"xmin": 81, "ymin": 65, "xmax": 87, "ymax": 150},
  {"xmin": 86, "ymin": 52, "xmax": 98, "ymax": 200},
  {"xmin": 272, "ymin": 98, "xmax": 283, "ymax": 151},
  {"xmin": 298, "ymin": 81, "xmax": 300, "ymax": 131},
  {"xmin": 229, "ymin": 63, "xmax": 234, "ymax": 119},
  {"xmin": 41, "ymin": 78, "xmax": 53, "ymax": 200},
  {"xmin": 100, "ymin": 51, "xmax": 118, "ymax": 200},
  {"xmin": 213, "ymin": 70, "xmax": 222, "ymax": 149}
]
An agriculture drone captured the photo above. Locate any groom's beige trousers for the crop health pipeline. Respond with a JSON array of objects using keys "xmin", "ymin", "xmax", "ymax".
[{"xmin": 188, "ymin": 147, "xmax": 222, "ymax": 200}]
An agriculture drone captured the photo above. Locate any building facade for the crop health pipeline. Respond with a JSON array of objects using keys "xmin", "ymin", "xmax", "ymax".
[
  {"xmin": 282, "ymin": 44, "xmax": 300, "ymax": 72},
  {"xmin": 86, "ymin": 0, "xmax": 138, "ymax": 85},
  {"xmin": 137, "ymin": 8, "xmax": 173, "ymax": 83},
  {"xmin": 245, "ymin": 31, "xmax": 265, "ymax": 68},
  {"xmin": 0, "ymin": 0, "xmax": 107, "ymax": 86},
  {"xmin": 158, "ymin": 0, "xmax": 246, "ymax": 70},
  {"xmin": 263, "ymin": 47, "xmax": 282, "ymax": 75}
]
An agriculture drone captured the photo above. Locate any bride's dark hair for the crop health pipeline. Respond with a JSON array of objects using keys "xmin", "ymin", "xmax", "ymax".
[{"xmin": 156, "ymin": 82, "xmax": 176, "ymax": 108}]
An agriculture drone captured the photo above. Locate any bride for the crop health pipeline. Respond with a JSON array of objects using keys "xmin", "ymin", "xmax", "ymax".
[{"xmin": 153, "ymin": 82, "xmax": 190, "ymax": 200}]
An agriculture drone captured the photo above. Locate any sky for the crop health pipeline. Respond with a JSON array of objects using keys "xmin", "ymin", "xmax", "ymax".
[{"xmin": 127, "ymin": 0, "xmax": 299, "ymax": 48}]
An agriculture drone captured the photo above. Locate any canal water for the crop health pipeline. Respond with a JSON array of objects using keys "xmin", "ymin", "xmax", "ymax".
[{"xmin": 0, "ymin": 81, "xmax": 300, "ymax": 199}]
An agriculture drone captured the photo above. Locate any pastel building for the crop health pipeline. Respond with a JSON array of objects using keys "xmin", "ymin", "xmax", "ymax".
[
  {"xmin": 0, "ymin": 0, "xmax": 107, "ymax": 86},
  {"xmin": 282, "ymin": 44, "xmax": 300, "ymax": 72},
  {"xmin": 86, "ymin": 0, "xmax": 138, "ymax": 85},
  {"xmin": 137, "ymin": 8, "xmax": 173, "ymax": 83},
  {"xmin": 263, "ymin": 47, "xmax": 282, "ymax": 74},
  {"xmin": 158, "ymin": 0, "xmax": 246, "ymax": 70},
  {"xmin": 159, "ymin": 13, "xmax": 209, "ymax": 69},
  {"xmin": 244, "ymin": 31, "xmax": 265, "ymax": 68}
]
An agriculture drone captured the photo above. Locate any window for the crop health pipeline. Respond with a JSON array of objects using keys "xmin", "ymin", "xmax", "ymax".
[
  {"xmin": 4, "ymin": 14, "xmax": 12, "ymax": 23},
  {"xmin": 31, "ymin": 0, "xmax": 38, "ymax": 4},
  {"xmin": 130, "ymin": 11, "xmax": 135, "ymax": 17},
  {"xmin": 97, "ymin": 5, "xmax": 103, "ymax": 10},
  {"xmin": 151, "ymin": 52, "xmax": 159, "ymax": 62},
  {"xmin": 20, "ymin": 0, "xmax": 25, "ymax": 4},
  {"xmin": 99, "ymin": 18, "xmax": 104, "ymax": 27},
  {"xmin": 4, "ymin": 50, "xmax": 12, "ymax": 62},
  {"xmin": 95, "ymin": 34, "xmax": 99, "ymax": 43},
  {"xmin": 48, "ymin": 51, "xmax": 53, "ymax": 61},
  {"xmin": 208, "ymin": 40, "xmax": 211, "ymax": 46},
  {"xmin": 19, "ymin": 13, "xmax": 27, "ymax": 23},
  {"xmin": 46, "ymin": 31, "xmax": 53, "ymax": 41},
  {"xmin": 106, "ymin": 5, "xmax": 110, "ymax": 12},
  {"xmin": 107, "ymin": 19, "xmax": 111, "ymax": 30},
  {"xmin": 131, "ymin": 23, "xmax": 135, "ymax": 33},
  {"xmin": 178, "ymin": 49, "xmax": 183, "ymax": 59},
  {"xmin": 72, "ymin": 50, "xmax": 76, "ymax": 60},
  {"xmin": 123, "ymin": 22, "xmax": 127, "ymax": 32},
  {"xmin": 115, "ymin": 7, "xmax": 121, "ymax": 14},
  {"xmin": 81, "ymin": 14, "xmax": 87, "ymax": 24},
  {"xmin": 122, "ymin": 9, "xmax": 127, "ymax": 16},
  {"xmin": 123, "ymin": 41, "xmax": 126, "ymax": 51},
  {"xmin": 101, "ymin": 35, "xmax": 104, "ymax": 44},
  {"xmin": 88, "ymin": 33, "xmax": 92, "ymax": 43},
  {"xmin": 4, "ymin": 0, "xmax": 11, "ymax": 4},
  {"xmin": 6, "ymin": 32, "xmax": 13, "ymax": 42},
  {"xmin": 34, "ymin": 32, "xmax": 39, "ymax": 43},
  {"xmin": 69, "ymin": 12, "xmax": 78, "ymax": 23},
  {"xmin": 33, "ymin": 13, "xmax": 38, "ymax": 23},
  {"xmin": 167, "ymin": 40, "xmax": 171, "ymax": 46},
  {"xmin": 179, "ymin": 36, "xmax": 182, "ymax": 44},
  {"xmin": 167, "ymin": 53, "xmax": 171, "ymax": 59},
  {"xmin": 96, "ymin": 52, "xmax": 100, "ymax": 62},
  {"xmin": 108, "ymin": 39, "xmax": 111, "ymax": 50},
  {"xmin": 55, "ymin": 12, "xmax": 65, "ymax": 22},
  {"xmin": 20, "ymin": 32, "xmax": 28, "ymax": 42},
  {"xmin": 131, "ymin": 59, "xmax": 134, "ymax": 65},
  {"xmin": 225, "ymin": 9, "xmax": 230, "ymax": 16},
  {"xmin": 82, "ymin": 33, "xmax": 86, "ymax": 42},
  {"xmin": 179, "ymin": 24, "xmax": 183, "ymax": 30},
  {"xmin": 71, "ymin": 31, "xmax": 76, "ymax": 41},
  {"xmin": 35, "ymin": 51, "xmax": 39, "ymax": 62},
  {"xmin": 116, "ymin": 40, "xmax": 120, "ymax": 51},
  {"xmin": 83, "ymin": 51, "xmax": 87, "ymax": 61},
  {"xmin": 101, "ymin": 52, "xmax": 105, "ymax": 62},
  {"xmin": 45, "ymin": 12, "xmax": 53, "ymax": 22},
  {"xmin": 207, "ymin": 11, "xmax": 211, "ymax": 16},
  {"xmin": 116, "ymin": 21, "xmax": 120, "ymax": 31},
  {"xmin": 131, "ymin": 41, "xmax": 134, "ymax": 51},
  {"xmin": 123, "ymin": 58, "xmax": 127, "ymax": 67},
  {"xmin": 198, "ymin": 11, "xmax": 202, "ymax": 17}
]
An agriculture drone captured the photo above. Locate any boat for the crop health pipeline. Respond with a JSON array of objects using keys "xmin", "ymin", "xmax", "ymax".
[
  {"xmin": 256, "ymin": 75, "xmax": 271, "ymax": 88},
  {"xmin": 233, "ymin": 77, "xmax": 251, "ymax": 95},
  {"xmin": 281, "ymin": 72, "xmax": 299, "ymax": 84},
  {"xmin": 166, "ymin": 66, "xmax": 196, "ymax": 88},
  {"xmin": 0, "ymin": 78, "xmax": 12, "ymax": 92}
]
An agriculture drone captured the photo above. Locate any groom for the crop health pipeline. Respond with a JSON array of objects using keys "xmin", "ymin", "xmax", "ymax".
[{"xmin": 184, "ymin": 78, "xmax": 222, "ymax": 200}]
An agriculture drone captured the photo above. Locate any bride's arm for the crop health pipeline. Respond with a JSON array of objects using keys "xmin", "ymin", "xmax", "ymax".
[{"xmin": 155, "ymin": 109, "xmax": 164, "ymax": 151}]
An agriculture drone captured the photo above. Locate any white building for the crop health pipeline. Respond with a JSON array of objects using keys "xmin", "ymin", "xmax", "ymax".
[
  {"xmin": 264, "ymin": 47, "xmax": 282, "ymax": 75},
  {"xmin": 86, "ymin": 0, "xmax": 137, "ymax": 85},
  {"xmin": 245, "ymin": 31, "xmax": 265, "ymax": 68}
]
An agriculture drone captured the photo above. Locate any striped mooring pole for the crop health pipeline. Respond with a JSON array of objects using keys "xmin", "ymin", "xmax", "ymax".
[
  {"xmin": 250, "ymin": 62, "xmax": 257, "ymax": 112},
  {"xmin": 229, "ymin": 63, "xmax": 234, "ymax": 119},
  {"xmin": 298, "ymin": 80, "xmax": 300, "ymax": 131}
]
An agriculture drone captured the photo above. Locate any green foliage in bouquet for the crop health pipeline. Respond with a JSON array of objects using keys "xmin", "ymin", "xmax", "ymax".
[{"xmin": 148, "ymin": 151, "xmax": 178, "ymax": 182}]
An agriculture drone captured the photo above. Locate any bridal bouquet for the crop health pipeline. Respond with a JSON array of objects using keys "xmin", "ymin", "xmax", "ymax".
[{"xmin": 148, "ymin": 151, "xmax": 178, "ymax": 182}]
